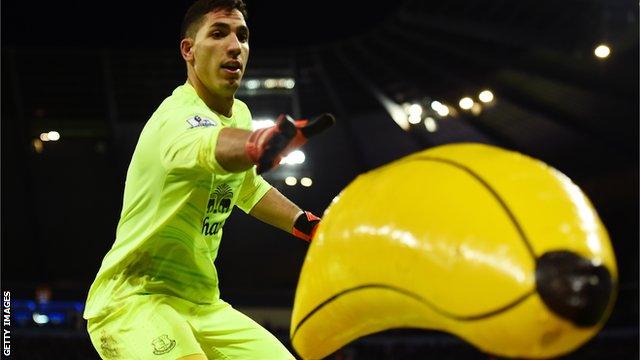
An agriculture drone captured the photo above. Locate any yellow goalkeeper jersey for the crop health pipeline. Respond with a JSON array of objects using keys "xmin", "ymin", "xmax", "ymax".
[{"xmin": 83, "ymin": 83, "xmax": 271, "ymax": 319}]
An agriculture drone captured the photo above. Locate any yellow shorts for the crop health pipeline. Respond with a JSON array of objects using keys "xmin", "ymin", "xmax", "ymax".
[{"xmin": 87, "ymin": 294, "xmax": 294, "ymax": 359}]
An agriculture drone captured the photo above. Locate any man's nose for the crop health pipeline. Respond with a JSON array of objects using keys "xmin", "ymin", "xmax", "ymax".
[{"xmin": 226, "ymin": 34, "xmax": 242, "ymax": 57}]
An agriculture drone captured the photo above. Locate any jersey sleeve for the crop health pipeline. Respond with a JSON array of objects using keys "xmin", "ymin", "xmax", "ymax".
[
  {"xmin": 157, "ymin": 110, "xmax": 230, "ymax": 175},
  {"xmin": 236, "ymin": 166, "xmax": 272, "ymax": 213}
]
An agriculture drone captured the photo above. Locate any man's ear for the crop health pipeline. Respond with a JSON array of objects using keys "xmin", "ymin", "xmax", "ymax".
[{"xmin": 180, "ymin": 38, "xmax": 194, "ymax": 62}]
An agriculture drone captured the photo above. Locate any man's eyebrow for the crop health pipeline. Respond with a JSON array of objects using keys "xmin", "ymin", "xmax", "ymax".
[
  {"xmin": 209, "ymin": 22, "xmax": 249, "ymax": 33},
  {"xmin": 209, "ymin": 22, "xmax": 230, "ymax": 29}
]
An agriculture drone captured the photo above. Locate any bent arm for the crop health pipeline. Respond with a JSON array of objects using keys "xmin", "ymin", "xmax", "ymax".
[{"xmin": 249, "ymin": 187, "xmax": 302, "ymax": 234}]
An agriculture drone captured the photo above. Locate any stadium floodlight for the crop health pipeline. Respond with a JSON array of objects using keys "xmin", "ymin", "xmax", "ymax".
[
  {"xmin": 424, "ymin": 117, "xmax": 437, "ymax": 132},
  {"xmin": 47, "ymin": 131, "xmax": 60, "ymax": 141},
  {"xmin": 285, "ymin": 176, "xmax": 297, "ymax": 186},
  {"xmin": 300, "ymin": 177, "xmax": 313, "ymax": 187},
  {"xmin": 459, "ymin": 97, "xmax": 474, "ymax": 110},
  {"xmin": 478, "ymin": 90, "xmax": 494, "ymax": 103},
  {"xmin": 251, "ymin": 119, "xmax": 275, "ymax": 130},
  {"xmin": 281, "ymin": 150, "xmax": 305, "ymax": 165},
  {"xmin": 594, "ymin": 44, "xmax": 611, "ymax": 59}
]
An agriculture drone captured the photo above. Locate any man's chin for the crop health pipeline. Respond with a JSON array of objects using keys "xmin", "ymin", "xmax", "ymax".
[
  {"xmin": 209, "ymin": 81, "xmax": 240, "ymax": 97},
  {"xmin": 224, "ymin": 77, "xmax": 242, "ymax": 89},
  {"xmin": 227, "ymin": 79, "xmax": 241, "ymax": 89}
]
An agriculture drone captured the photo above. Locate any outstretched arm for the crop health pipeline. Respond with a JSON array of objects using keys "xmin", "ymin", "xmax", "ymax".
[
  {"xmin": 230, "ymin": 113, "xmax": 332, "ymax": 240},
  {"xmin": 249, "ymin": 188, "xmax": 321, "ymax": 242},
  {"xmin": 215, "ymin": 113, "xmax": 335, "ymax": 174},
  {"xmin": 214, "ymin": 128, "xmax": 253, "ymax": 172}
]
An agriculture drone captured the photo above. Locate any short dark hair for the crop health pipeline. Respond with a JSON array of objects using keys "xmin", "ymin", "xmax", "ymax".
[{"xmin": 181, "ymin": 0, "xmax": 248, "ymax": 39}]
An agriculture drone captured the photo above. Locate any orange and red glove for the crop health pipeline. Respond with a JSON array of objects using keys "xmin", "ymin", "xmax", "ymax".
[
  {"xmin": 292, "ymin": 211, "xmax": 321, "ymax": 242},
  {"xmin": 245, "ymin": 113, "xmax": 334, "ymax": 174}
]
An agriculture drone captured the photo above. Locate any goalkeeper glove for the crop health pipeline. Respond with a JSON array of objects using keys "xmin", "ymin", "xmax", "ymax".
[
  {"xmin": 292, "ymin": 211, "xmax": 321, "ymax": 242},
  {"xmin": 245, "ymin": 113, "xmax": 335, "ymax": 174}
]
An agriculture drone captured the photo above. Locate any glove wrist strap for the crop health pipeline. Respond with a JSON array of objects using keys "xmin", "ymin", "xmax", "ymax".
[{"xmin": 292, "ymin": 211, "xmax": 321, "ymax": 242}]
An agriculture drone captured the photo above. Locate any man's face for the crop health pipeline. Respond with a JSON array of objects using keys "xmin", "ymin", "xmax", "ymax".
[{"xmin": 189, "ymin": 8, "xmax": 249, "ymax": 97}]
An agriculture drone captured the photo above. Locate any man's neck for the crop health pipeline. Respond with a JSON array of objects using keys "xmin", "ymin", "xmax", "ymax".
[{"xmin": 187, "ymin": 71, "xmax": 234, "ymax": 117}]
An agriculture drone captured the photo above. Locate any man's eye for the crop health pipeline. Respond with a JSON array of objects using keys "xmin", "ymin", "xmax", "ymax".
[
  {"xmin": 238, "ymin": 33, "xmax": 249, "ymax": 42},
  {"xmin": 211, "ymin": 31, "xmax": 223, "ymax": 38}
]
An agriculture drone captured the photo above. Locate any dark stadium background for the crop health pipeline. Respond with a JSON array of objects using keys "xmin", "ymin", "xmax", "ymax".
[{"xmin": 1, "ymin": 0, "xmax": 638, "ymax": 358}]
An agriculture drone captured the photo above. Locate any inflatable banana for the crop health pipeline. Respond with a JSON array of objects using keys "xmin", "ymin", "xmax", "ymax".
[{"xmin": 290, "ymin": 143, "xmax": 617, "ymax": 359}]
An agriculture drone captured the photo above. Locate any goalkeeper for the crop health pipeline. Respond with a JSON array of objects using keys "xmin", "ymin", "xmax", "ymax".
[{"xmin": 83, "ymin": 0, "xmax": 330, "ymax": 359}]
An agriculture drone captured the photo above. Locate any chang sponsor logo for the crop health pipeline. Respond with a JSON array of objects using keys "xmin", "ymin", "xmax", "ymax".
[{"xmin": 202, "ymin": 184, "xmax": 233, "ymax": 236}]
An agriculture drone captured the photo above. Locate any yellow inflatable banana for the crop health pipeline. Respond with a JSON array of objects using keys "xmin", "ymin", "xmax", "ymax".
[{"xmin": 291, "ymin": 143, "xmax": 617, "ymax": 359}]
